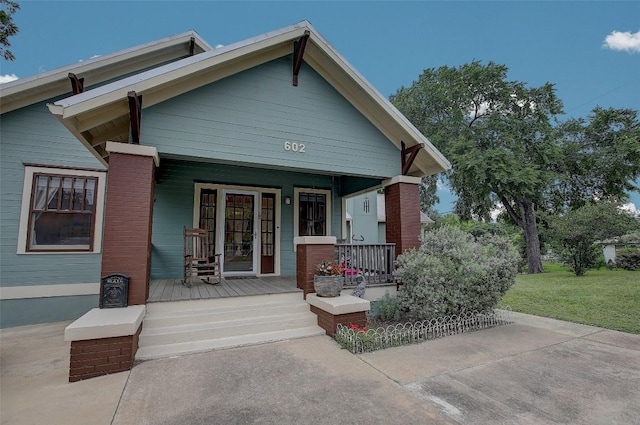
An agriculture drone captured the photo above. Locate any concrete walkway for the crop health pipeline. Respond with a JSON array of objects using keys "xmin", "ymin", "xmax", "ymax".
[{"xmin": 2, "ymin": 312, "xmax": 639, "ymax": 424}]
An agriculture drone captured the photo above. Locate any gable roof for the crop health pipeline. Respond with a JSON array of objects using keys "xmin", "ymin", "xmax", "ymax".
[
  {"xmin": 0, "ymin": 31, "xmax": 212, "ymax": 114},
  {"xmin": 46, "ymin": 21, "xmax": 450, "ymax": 177}
]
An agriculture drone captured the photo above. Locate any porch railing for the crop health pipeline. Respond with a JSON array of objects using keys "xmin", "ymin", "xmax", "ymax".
[{"xmin": 334, "ymin": 243, "xmax": 396, "ymax": 286}]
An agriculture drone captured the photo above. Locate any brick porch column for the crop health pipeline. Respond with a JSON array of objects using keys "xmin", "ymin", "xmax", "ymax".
[
  {"xmin": 294, "ymin": 236, "xmax": 336, "ymax": 299},
  {"xmin": 102, "ymin": 142, "xmax": 159, "ymax": 306},
  {"xmin": 384, "ymin": 176, "xmax": 422, "ymax": 255}
]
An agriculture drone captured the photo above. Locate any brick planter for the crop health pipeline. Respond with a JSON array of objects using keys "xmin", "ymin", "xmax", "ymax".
[
  {"xmin": 69, "ymin": 327, "xmax": 141, "ymax": 382},
  {"xmin": 65, "ymin": 305, "xmax": 145, "ymax": 382},
  {"xmin": 306, "ymin": 294, "xmax": 370, "ymax": 337}
]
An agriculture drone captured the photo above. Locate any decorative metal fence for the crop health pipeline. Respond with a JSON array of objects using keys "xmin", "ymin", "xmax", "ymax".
[
  {"xmin": 335, "ymin": 243, "xmax": 396, "ymax": 285},
  {"xmin": 335, "ymin": 308, "xmax": 513, "ymax": 354}
]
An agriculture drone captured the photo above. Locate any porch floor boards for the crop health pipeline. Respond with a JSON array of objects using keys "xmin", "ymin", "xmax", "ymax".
[{"xmin": 147, "ymin": 276, "xmax": 300, "ymax": 302}]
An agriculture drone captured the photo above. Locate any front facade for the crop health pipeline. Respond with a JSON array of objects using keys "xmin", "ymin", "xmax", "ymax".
[
  {"xmin": 0, "ymin": 32, "xmax": 212, "ymax": 327},
  {"xmin": 1, "ymin": 21, "xmax": 449, "ymax": 328}
]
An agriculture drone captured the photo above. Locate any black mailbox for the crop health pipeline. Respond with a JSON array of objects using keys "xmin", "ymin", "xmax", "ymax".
[{"xmin": 99, "ymin": 273, "xmax": 129, "ymax": 308}]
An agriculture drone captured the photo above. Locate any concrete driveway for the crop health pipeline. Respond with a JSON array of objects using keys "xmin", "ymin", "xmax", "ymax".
[{"xmin": 2, "ymin": 312, "xmax": 639, "ymax": 425}]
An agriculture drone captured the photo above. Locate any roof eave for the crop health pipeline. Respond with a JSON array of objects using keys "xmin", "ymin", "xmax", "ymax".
[{"xmin": 0, "ymin": 30, "xmax": 212, "ymax": 114}]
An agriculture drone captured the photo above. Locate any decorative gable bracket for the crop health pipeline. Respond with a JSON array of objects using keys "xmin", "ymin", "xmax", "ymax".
[
  {"xmin": 189, "ymin": 37, "xmax": 196, "ymax": 56},
  {"xmin": 68, "ymin": 73, "xmax": 84, "ymax": 95},
  {"xmin": 292, "ymin": 30, "xmax": 310, "ymax": 86},
  {"xmin": 401, "ymin": 141, "xmax": 423, "ymax": 175},
  {"xmin": 128, "ymin": 91, "xmax": 143, "ymax": 145}
]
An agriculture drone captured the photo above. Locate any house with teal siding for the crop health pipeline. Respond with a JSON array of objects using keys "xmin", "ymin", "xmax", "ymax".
[
  {"xmin": 1, "ymin": 21, "xmax": 450, "ymax": 342},
  {"xmin": 0, "ymin": 32, "xmax": 212, "ymax": 328}
]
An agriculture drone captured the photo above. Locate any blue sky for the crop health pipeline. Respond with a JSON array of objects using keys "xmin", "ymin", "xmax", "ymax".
[{"xmin": 2, "ymin": 1, "xmax": 639, "ymax": 214}]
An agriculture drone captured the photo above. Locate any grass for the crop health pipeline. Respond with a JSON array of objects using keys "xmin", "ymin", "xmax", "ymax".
[{"xmin": 499, "ymin": 262, "xmax": 640, "ymax": 334}]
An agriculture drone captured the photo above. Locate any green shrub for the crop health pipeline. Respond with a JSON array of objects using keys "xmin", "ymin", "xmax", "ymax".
[
  {"xmin": 395, "ymin": 226, "xmax": 519, "ymax": 322},
  {"xmin": 377, "ymin": 292, "xmax": 400, "ymax": 321},
  {"xmin": 617, "ymin": 252, "xmax": 640, "ymax": 271}
]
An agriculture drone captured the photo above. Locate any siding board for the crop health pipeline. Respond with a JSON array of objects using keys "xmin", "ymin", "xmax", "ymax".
[
  {"xmin": 143, "ymin": 56, "xmax": 400, "ymax": 178},
  {"xmin": 0, "ymin": 103, "xmax": 104, "ymax": 290}
]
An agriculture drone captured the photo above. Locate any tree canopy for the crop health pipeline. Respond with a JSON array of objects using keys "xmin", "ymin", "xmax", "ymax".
[
  {"xmin": 548, "ymin": 202, "xmax": 639, "ymax": 276},
  {"xmin": 391, "ymin": 61, "xmax": 640, "ymax": 273},
  {"xmin": 0, "ymin": 0, "xmax": 19, "ymax": 61}
]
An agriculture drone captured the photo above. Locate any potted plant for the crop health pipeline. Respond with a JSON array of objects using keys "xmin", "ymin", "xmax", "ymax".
[{"xmin": 313, "ymin": 259, "xmax": 345, "ymax": 297}]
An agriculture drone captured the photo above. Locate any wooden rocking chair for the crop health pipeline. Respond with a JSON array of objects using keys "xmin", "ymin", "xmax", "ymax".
[{"xmin": 182, "ymin": 227, "xmax": 221, "ymax": 287}]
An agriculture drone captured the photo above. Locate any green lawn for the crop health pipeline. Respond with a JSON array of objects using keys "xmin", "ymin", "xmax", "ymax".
[{"xmin": 498, "ymin": 263, "xmax": 640, "ymax": 334}]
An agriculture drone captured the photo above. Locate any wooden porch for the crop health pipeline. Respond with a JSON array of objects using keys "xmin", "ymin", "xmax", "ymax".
[{"xmin": 147, "ymin": 276, "xmax": 300, "ymax": 302}]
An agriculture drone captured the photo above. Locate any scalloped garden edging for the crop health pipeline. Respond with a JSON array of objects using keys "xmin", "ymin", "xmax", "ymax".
[{"xmin": 334, "ymin": 308, "xmax": 513, "ymax": 354}]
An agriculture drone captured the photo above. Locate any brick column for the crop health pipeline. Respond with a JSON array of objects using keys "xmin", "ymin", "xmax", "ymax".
[
  {"xmin": 102, "ymin": 142, "xmax": 159, "ymax": 306},
  {"xmin": 294, "ymin": 236, "xmax": 336, "ymax": 299},
  {"xmin": 384, "ymin": 176, "xmax": 422, "ymax": 255}
]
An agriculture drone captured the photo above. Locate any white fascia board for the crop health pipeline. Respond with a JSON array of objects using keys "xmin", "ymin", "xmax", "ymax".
[
  {"xmin": 48, "ymin": 111, "xmax": 109, "ymax": 167},
  {"xmin": 0, "ymin": 31, "xmax": 211, "ymax": 99},
  {"xmin": 51, "ymin": 25, "xmax": 311, "ymax": 119},
  {"xmin": 0, "ymin": 31, "xmax": 213, "ymax": 112}
]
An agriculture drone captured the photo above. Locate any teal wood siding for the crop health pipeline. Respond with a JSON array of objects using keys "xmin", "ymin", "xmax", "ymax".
[
  {"xmin": 0, "ymin": 295, "xmax": 98, "ymax": 328},
  {"xmin": 152, "ymin": 159, "xmax": 343, "ymax": 279},
  {"xmin": 142, "ymin": 56, "xmax": 401, "ymax": 178},
  {"xmin": 0, "ymin": 103, "xmax": 104, "ymax": 291}
]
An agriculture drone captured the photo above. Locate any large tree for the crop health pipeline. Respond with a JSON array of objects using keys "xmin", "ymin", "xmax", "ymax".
[
  {"xmin": 390, "ymin": 61, "xmax": 640, "ymax": 273},
  {"xmin": 0, "ymin": 0, "xmax": 19, "ymax": 61}
]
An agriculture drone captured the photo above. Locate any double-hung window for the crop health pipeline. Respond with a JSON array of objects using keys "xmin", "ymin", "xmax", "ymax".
[
  {"xmin": 18, "ymin": 166, "xmax": 106, "ymax": 253},
  {"xmin": 294, "ymin": 188, "xmax": 331, "ymax": 237}
]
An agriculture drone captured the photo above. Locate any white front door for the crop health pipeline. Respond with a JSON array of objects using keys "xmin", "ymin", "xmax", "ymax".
[{"xmin": 221, "ymin": 191, "xmax": 258, "ymax": 275}]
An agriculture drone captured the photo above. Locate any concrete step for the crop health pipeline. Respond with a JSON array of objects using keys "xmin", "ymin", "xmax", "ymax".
[
  {"xmin": 136, "ymin": 293, "xmax": 325, "ymax": 360},
  {"xmin": 145, "ymin": 292, "xmax": 303, "ymax": 315},
  {"xmin": 135, "ymin": 326, "xmax": 325, "ymax": 361},
  {"xmin": 143, "ymin": 302, "xmax": 311, "ymax": 328},
  {"xmin": 139, "ymin": 311, "xmax": 318, "ymax": 346}
]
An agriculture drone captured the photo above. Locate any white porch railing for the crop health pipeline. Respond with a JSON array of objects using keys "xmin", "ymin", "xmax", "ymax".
[{"xmin": 334, "ymin": 243, "xmax": 396, "ymax": 285}]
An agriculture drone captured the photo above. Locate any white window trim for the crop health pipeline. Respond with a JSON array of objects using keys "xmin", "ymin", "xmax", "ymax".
[
  {"xmin": 16, "ymin": 166, "xmax": 107, "ymax": 254},
  {"xmin": 293, "ymin": 187, "xmax": 332, "ymax": 238}
]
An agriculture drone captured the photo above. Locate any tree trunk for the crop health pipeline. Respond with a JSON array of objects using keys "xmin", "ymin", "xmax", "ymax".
[
  {"xmin": 501, "ymin": 196, "xmax": 544, "ymax": 274},
  {"xmin": 519, "ymin": 200, "xmax": 544, "ymax": 274}
]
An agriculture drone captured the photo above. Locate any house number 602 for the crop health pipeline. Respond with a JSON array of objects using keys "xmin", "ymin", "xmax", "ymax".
[{"xmin": 284, "ymin": 141, "xmax": 306, "ymax": 153}]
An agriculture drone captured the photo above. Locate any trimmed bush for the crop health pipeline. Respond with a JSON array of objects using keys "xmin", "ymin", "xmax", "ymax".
[
  {"xmin": 617, "ymin": 252, "xmax": 640, "ymax": 271},
  {"xmin": 395, "ymin": 226, "xmax": 519, "ymax": 322}
]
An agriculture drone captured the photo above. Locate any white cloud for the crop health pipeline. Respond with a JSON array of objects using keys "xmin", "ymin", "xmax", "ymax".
[
  {"xmin": 0, "ymin": 74, "xmax": 19, "ymax": 83},
  {"xmin": 603, "ymin": 30, "xmax": 640, "ymax": 53},
  {"xmin": 215, "ymin": 44, "xmax": 224, "ymax": 49}
]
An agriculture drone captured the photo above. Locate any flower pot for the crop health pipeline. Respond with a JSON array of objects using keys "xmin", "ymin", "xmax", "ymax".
[{"xmin": 313, "ymin": 275, "xmax": 343, "ymax": 297}]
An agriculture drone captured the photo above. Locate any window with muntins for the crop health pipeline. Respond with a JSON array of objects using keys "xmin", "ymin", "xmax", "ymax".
[
  {"xmin": 298, "ymin": 192, "xmax": 326, "ymax": 236},
  {"xmin": 27, "ymin": 173, "xmax": 97, "ymax": 251}
]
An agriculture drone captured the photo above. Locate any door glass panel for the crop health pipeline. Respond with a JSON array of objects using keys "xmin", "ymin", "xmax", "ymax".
[
  {"xmin": 199, "ymin": 189, "xmax": 217, "ymax": 257},
  {"xmin": 224, "ymin": 193, "xmax": 255, "ymax": 272},
  {"xmin": 261, "ymin": 194, "xmax": 276, "ymax": 273}
]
